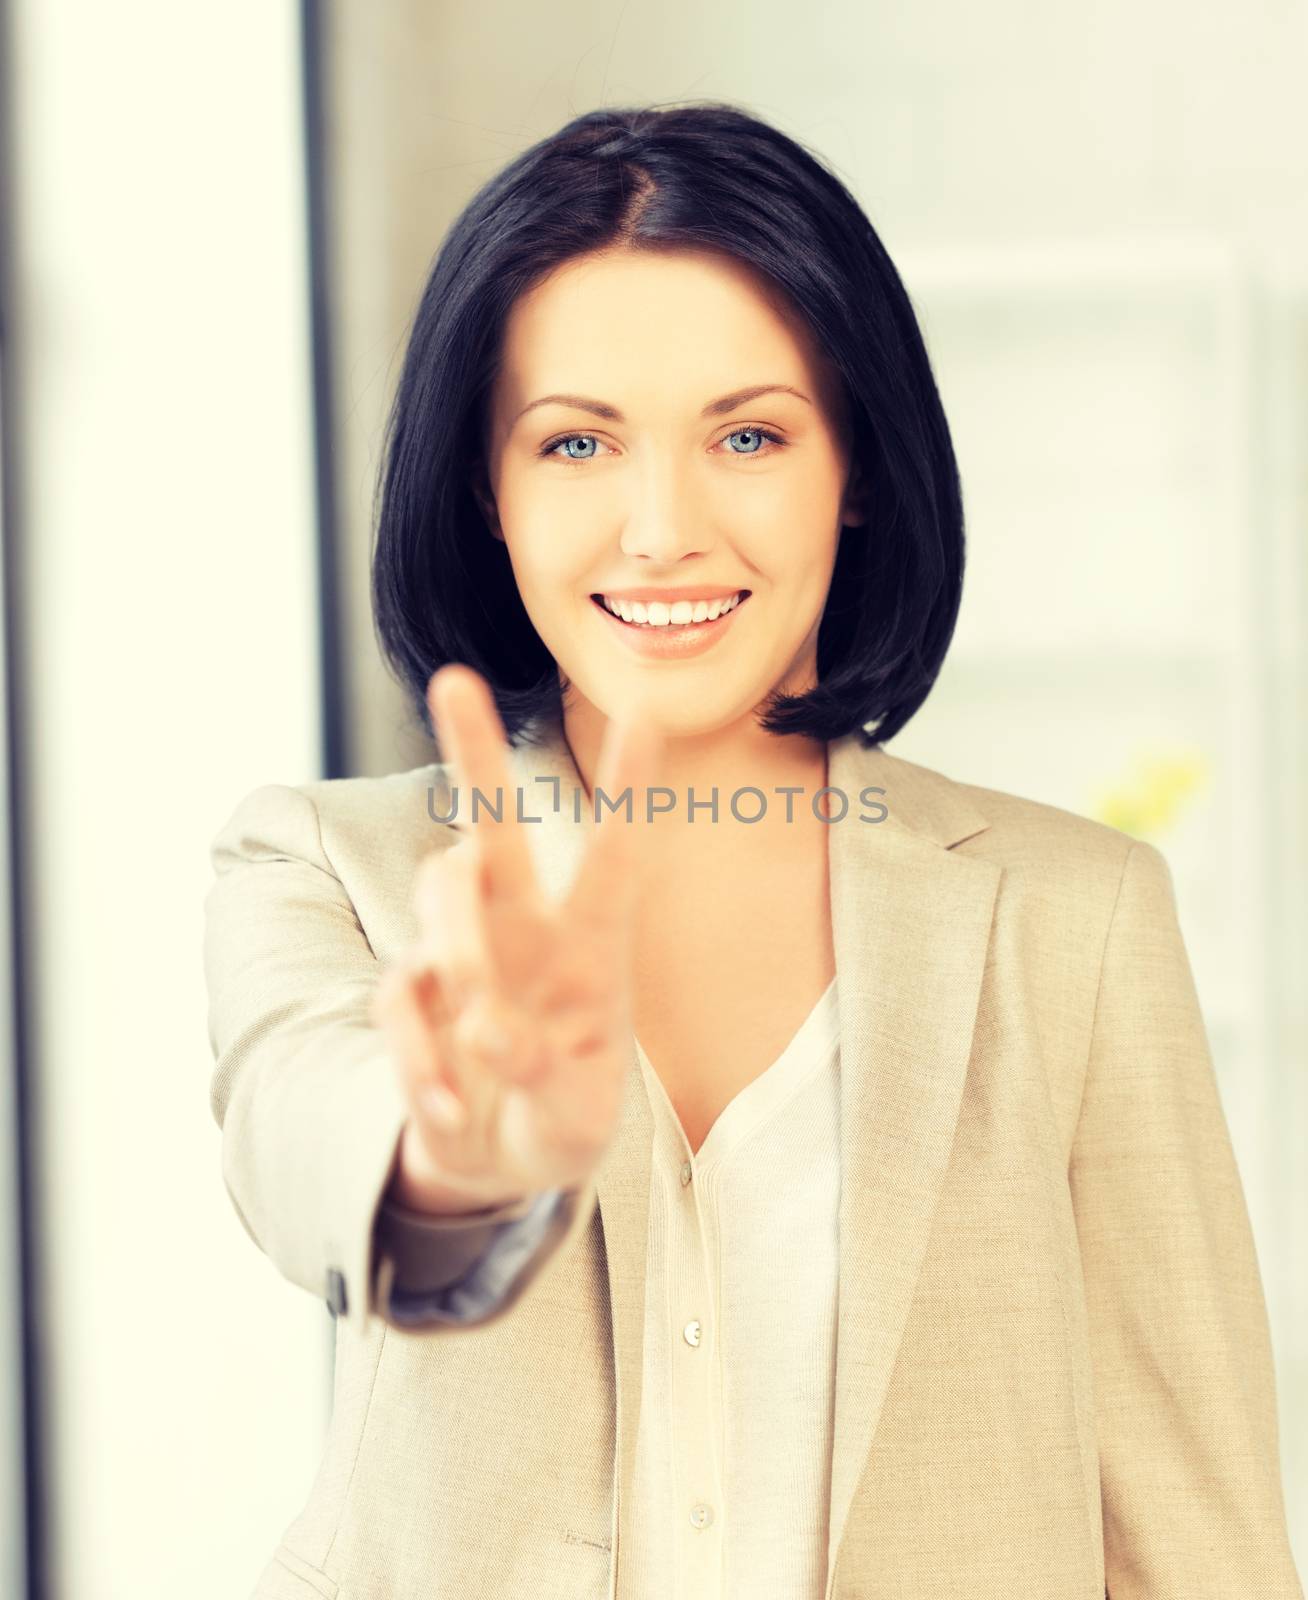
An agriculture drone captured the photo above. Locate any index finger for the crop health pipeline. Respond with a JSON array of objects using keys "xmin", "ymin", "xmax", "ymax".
[{"xmin": 428, "ymin": 664, "xmax": 539, "ymax": 902}]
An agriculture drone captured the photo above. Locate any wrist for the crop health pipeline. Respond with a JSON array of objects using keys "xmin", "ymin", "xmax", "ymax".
[{"xmin": 388, "ymin": 1118, "xmax": 529, "ymax": 1216}]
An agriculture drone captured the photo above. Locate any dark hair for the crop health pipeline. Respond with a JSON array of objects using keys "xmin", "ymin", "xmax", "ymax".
[{"xmin": 372, "ymin": 100, "xmax": 964, "ymax": 750}]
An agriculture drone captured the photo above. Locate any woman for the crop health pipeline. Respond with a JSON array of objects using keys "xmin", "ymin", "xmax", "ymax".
[{"xmin": 203, "ymin": 103, "xmax": 1303, "ymax": 1600}]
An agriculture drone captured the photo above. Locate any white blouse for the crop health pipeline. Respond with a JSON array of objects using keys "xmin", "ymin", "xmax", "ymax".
[{"xmin": 622, "ymin": 976, "xmax": 843, "ymax": 1597}]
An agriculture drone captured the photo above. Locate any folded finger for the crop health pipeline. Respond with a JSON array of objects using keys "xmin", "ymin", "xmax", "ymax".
[{"xmin": 374, "ymin": 961, "xmax": 467, "ymax": 1129}]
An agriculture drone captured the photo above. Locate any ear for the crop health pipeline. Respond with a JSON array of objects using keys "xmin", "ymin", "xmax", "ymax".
[
  {"xmin": 471, "ymin": 460, "xmax": 505, "ymax": 543},
  {"xmin": 840, "ymin": 461, "xmax": 869, "ymax": 529}
]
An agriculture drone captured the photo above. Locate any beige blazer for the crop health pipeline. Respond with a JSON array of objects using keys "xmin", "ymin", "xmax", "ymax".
[{"xmin": 203, "ymin": 720, "xmax": 1303, "ymax": 1600}]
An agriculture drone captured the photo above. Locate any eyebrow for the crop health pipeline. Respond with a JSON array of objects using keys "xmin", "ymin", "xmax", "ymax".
[{"xmin": 509, "ymin": 382, "xmax": 812, "ymax": 431}]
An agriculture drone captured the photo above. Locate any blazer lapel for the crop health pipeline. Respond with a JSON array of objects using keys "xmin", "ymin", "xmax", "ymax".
[
  {"xmin": 439, "ymin": 718, "xmax": 1000, "ymax": 1597},
  {"xmin": 820, "ymin": 732, "xmax": 999, "ymax": 1596}
]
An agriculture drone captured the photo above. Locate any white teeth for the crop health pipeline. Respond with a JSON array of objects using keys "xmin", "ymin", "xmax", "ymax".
[{"xmin": 601, "ymin": 592, "xmax": 743, "ymax": 626}]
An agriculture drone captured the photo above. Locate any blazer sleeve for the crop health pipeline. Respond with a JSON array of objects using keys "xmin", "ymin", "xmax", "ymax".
[
  {"xmin": 1068, "ymin": 838, "xmax": 1304, "ymax": 1597},
  {"xmin": 202, "ymin": 780, "xmax": 599, "ymax": 1338}
]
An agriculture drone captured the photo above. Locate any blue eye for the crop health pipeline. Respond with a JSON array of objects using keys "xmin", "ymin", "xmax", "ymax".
[
  {"xmin": 723, "ymin": 427, "xmax": 780, "ymax": 455},
  {"xmin": 546, "ymin": 434, "xmax": 602, "ymax": 461},
  {"xmin": 538, "ymin": 426, "xmax": 786, "ymax": 463}
]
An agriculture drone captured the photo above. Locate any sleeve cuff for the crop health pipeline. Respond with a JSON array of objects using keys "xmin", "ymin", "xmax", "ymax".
[{"xmin": 376, "ymin": 1187, "xmax": 571, "ymax": 1326}]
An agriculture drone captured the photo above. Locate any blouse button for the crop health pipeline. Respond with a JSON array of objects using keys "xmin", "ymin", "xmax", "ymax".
[
  {"xmin": 683, "ymin": 1318, "xmax": 702, "ymax": 1347},
  {"xmin": 689, "ymin": 1502, "xmax": 714, "ymax": 1530},
  {"xmin": 680, "ymin": 1160, "xmax": 692, "ymax": 1187}
]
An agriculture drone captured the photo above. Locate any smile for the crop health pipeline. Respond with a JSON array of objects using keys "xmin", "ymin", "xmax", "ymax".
[
  {"xmin": 591, "ymin": 590, "xmax": 750, "ymax": 627},
  {"xmin": 588, "ymin": 589, "xmax": 751, "ymax": 660}
]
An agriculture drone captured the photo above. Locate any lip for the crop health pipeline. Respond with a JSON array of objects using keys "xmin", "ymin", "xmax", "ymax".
[{"xmin": 589, "ymin": 591, "xmax": 750, "ymax": 659}]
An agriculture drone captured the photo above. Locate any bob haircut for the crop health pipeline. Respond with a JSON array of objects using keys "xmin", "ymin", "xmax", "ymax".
[{"xmin": 372, "ymin": 100, "xmax": 964, "ymax": 750}]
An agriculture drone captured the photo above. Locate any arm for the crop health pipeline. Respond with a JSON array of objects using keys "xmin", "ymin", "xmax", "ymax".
[
  {"xmin": 1069, "ymin": 839, "xmax": 1303, "ymax": 1597},
  {"xmin": 202, "ymin": 780, "xmax": 598, "ymax": 1336}
]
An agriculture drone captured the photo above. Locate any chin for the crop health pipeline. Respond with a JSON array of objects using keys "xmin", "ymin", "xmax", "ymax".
[{"xmin": 617, "ymin": 695, "xmax": 744, "ymax": 742}]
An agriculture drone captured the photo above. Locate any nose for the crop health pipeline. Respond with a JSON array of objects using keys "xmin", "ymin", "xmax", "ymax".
[{"xmin": 616, "ymin": 461, "xmax": 712, "ymax": 564}]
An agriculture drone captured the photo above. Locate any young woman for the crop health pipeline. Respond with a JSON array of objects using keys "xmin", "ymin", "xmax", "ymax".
[{"xmin": 203, "ymin": 103, "xmax": 1303, "ymax": 1600}]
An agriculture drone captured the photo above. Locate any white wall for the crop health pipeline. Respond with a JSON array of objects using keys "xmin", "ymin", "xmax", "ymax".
[{"xmin": 8, "ymin": 4, "xmax": 328, "ymax": 1595}]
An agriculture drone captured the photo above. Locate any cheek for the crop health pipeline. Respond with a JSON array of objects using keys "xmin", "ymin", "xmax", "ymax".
[
  {"xmin": 741, "ymin": 479, "xmax": 842, "ymax": 577},
  {"xmin": 754, "ymin": 446, "xmax": 840, "ymax": 517},
  {"xmin": 502, "ymin": 523, "xmax": 599, "ymax": 602}
]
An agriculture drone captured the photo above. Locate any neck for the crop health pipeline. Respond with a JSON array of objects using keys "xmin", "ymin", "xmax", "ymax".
[{"xmin": 559, "ymin": 695, "xmax": 830, "ymax": 839}]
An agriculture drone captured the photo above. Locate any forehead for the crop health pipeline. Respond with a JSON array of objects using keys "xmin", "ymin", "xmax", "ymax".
[{"xmin": 491, "ymin": 245, "xmax": 841, "ymax": 418}]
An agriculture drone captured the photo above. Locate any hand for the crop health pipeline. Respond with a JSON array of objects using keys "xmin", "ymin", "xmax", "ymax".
[{"xmin": 373, "ymin": 664, "xmax": 662, "ymax": 1210}]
